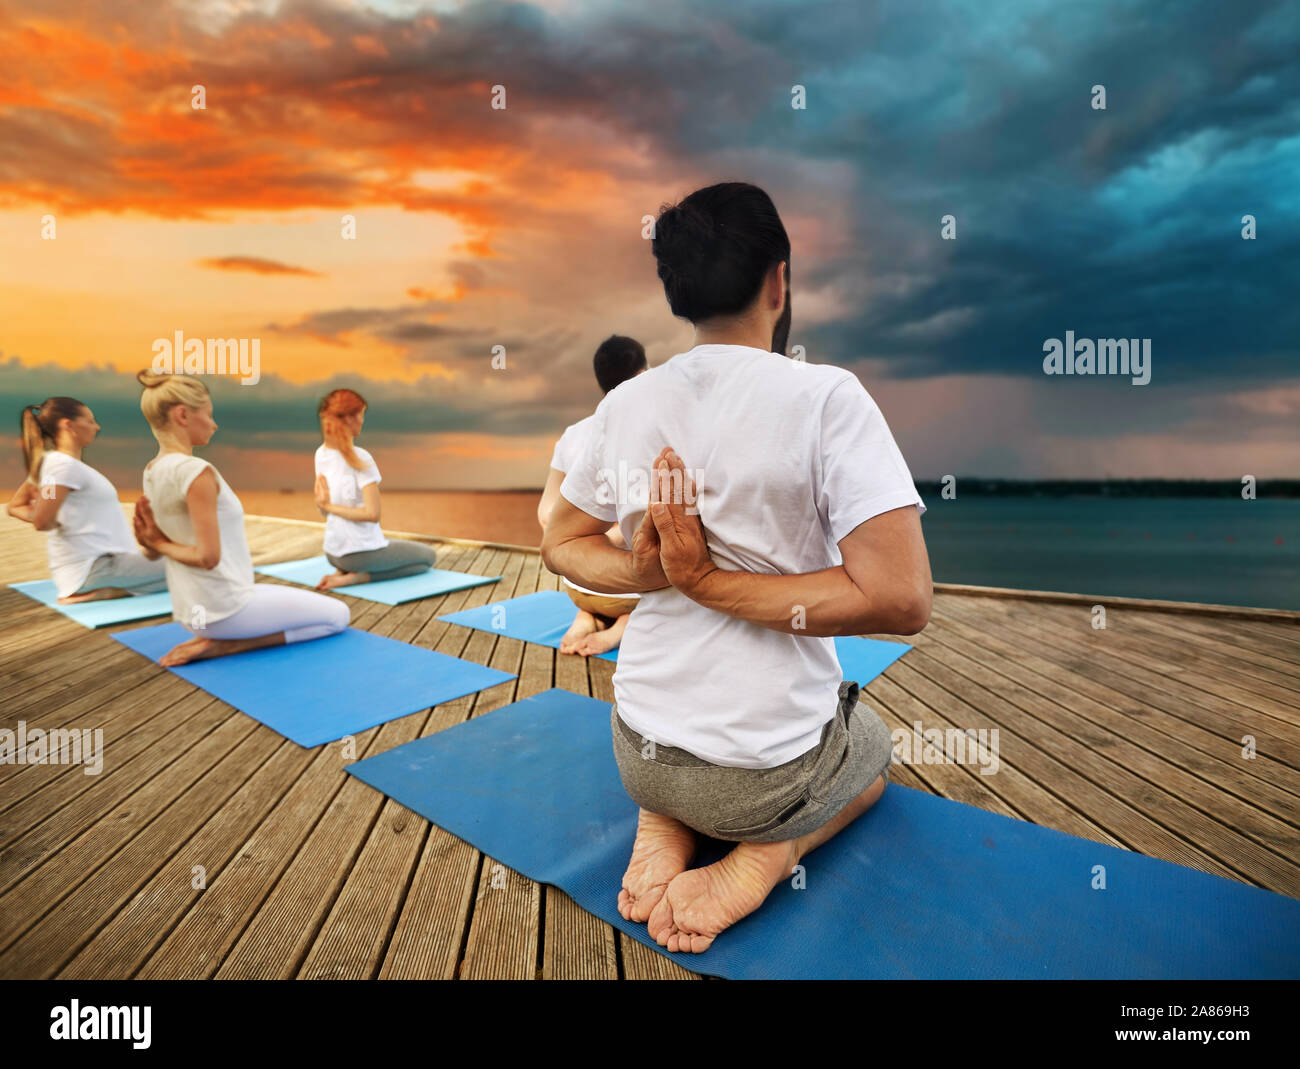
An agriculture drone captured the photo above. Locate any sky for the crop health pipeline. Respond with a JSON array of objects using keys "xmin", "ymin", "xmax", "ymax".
[{"xmin": 1, "ymin": 0, "xmax": 1297, "ymax": 491}]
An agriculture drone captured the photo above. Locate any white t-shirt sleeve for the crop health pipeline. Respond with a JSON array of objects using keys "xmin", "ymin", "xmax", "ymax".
[
  {"xmin": 550, "ymin": 419, "xmax": 588, "ymax": 474},
  {"xmin": 559, "ymin": 406, "xmax": 616, "ymax": 522},
  {"xmin": 354, "ymin": 449, "xmax": 381, "ymax": 489},
  {"xmin": 39, "ymin": 452, "xmax": 83, "ymax": 490},
  {"xmin": 175, "ymin": 455, "xmax": 216, "ymax": 500},
  {"xmin": 816, "ymin": 375, "xmax": 926, "ymax": 546}
]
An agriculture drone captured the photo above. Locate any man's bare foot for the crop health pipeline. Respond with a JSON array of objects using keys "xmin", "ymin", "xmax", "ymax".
[
  {"xmin": 574, "ymin": 614, "xmax": 627, "ymax": 657},
  {"xmin": 559, "ymin": 609, "xmax": 600, "ymax": 654},
  {"xmin": 646, "ymin": 840, "xmax": 797, "ymax": 953},
  {"xmin": 644, "ymin": 774, "xmax": 888, "ymax": 952},
  {"xmin": 618, "ymin": 809, "xmax": 697, "ymax": 922},
  {"xmin": 58, "ymin": 587, "xmax": 129, "ymax": 604},
  {"xmin": 316, "ymin": 570, "xmax": 368, "ymax": 590},
  {"xmin": 159, "ymin": 632, "xmax": 284, "ymax": 666}
]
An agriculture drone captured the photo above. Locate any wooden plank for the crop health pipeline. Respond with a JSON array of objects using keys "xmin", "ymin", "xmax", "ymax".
[
  {"xmin": 371, "ymin": 548, "xmax": 517, "ymax": 983},
  {"xmin": 884, "ymin": 644, "xmax": 1300, "ymax": 893},
  {"xmin": 3, "ymin": 721, "xmax": 287, "ymax": 978},
  {"xmin": 977, "ymin": 598, "xmax": 1300, "ymax": 729},
  {"xmin": 931, "ymin": 581, "xmax": 1300, "ymax": 624},
  {"xmin": 0, "ymin": 702, "xmax": 251, "ymax": 955},
  {"xmin": 455, "ymin": 552, "xmax": 550, "ymax": 980},
  {"xmin": 211, "ymin": 549, "xmax": 520, "ymax": 979},
  {"xmin": 0, "ymin": 688, "xmax": 228, "ymax": 873},
  {"xmin": 0, "ymin": 684, "xmax": 243, "ymax": 849},
  {"xmin": 57, "ymin": 737, "xmax": 316, "ymax": 979},
  {"xmin": 294, "ymin": 547, "xmax": 516, "ymax": 980},
  {"xmin": 924, "ymin": 603, "xmax": 1300, "ymax": 826},
  {"xmin": 1, "ymin": 639, "xmax": 135, "ymax": 711},
  {"xmin": 536, "ymin": 562, "xmax": 620, "ymax": 980},
  {"xmin": 136, "ymin": 719, "xmax": 409, "ymax": 979},
  {"xmin": 913, "ymin": 610, "xmax": 1300, "ymax": 874},
  {"xmin": 934, "ymin": 596, "xmax": 1300, "ymax": 783},
  {"xmin": 865, "ymin": 673, "xmax": 1124, "ymax": 846},
  {"xmin": 0, "ymin": 665, "xmax": 221, "ymax": 803},
  {"xmin": 1116, "ymin": 610, "xmax": 1300, "ymax": 689}
]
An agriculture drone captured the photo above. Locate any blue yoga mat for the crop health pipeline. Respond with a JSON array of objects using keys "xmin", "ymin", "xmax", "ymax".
[
  {"xmin": 255, "ymin": 555, "xmax": 501, "ymax": 605},
  {"xmin": 438, "ymin": 589, "xmax": 620, "ymax": 661},
  {"xmin": 439, "ymin": 590, "xmax": 912, "ymax": 676},
  {"xmin": 10, "ymin": 579, "xmax": 173, "ymax": 629},
  {"xmin": 346, "ymin": 687, "xmax": 1300, "ymax": 979},
  {"xmin": 113, "ymin": 622, "xmax": 516, "ymax": 747},
  {"xmin": 834, "ymin": 635, "xmax": 909, "ymax": 681}
]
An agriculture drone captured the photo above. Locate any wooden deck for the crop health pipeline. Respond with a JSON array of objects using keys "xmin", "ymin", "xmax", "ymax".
[{"xmin": 1, "ymin": 510, "xmax": 1297, "ymax": 980}]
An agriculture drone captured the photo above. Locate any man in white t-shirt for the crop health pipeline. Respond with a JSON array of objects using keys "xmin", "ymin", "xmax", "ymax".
[
  {"xmin": 541, "ymin": 181, "xmax": 932, "ymax": 955},
  {"xmin": 537, "ymin": 335, "xmax": 649, "ymax": 657}
]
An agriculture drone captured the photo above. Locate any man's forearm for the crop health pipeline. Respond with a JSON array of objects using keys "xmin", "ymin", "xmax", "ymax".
[
  {"xmin": 687, "ymin": 565, "xmax": 894, "ymax": 637},
  {"xmin": 548, "ymin": 535, "xmax": 648, "ymax": 595}
]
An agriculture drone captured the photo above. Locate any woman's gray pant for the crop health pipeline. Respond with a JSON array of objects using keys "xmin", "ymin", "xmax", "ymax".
[{"xmin": 325, "ymin": 538, "xmax": 438, "ymax": 581}]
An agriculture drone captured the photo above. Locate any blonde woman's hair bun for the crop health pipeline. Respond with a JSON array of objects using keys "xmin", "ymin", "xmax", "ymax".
[{"xmin": 137, "ymin": 369, "xmax": 210, "ymax": 430}]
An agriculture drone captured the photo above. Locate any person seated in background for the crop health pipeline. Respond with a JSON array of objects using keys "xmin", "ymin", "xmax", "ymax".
[
  {"xmin": 537, "ymin": 335, "xmax": 648, "ymax": 657},
  {"xmin": 7, "ymin": 396, "xmax": 165, "ymax": 603},
  {"xmin": 134, "ymin": 370, "xmax": 349, "ymax": 666},
  {"xmin": 312, "ymin": 388, "xmax": 439, "ymax": 589}
]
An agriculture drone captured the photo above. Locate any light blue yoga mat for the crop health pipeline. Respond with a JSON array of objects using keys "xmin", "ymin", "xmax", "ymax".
[
  {"xmin": 255, "ymin": 555, "xmax": 501, "ymax": 606},
  {"xmin": 9, "ymin": 579, "xmax": 173, "ymax": 629},
  {"xmin": 437, "ymin": 590, "xmax": 911, "ymax": 676},
  {"xmin": 112, "ymin": 622, "xmax": 516, "ymax": 747},
  {"xmin": 346, "ymin": 687, "xmax": 1300, "ymax": 980}
]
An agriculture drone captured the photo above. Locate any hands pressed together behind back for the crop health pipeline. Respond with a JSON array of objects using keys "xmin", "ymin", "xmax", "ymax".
[{"xmin": 630, "ymin": 447, "xmax": 717, "ymax": 596}]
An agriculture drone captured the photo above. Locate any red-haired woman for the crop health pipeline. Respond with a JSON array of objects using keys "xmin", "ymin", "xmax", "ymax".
[
  {"xmin": 313, "ymin": 389, "xmax": 437, "ymax": 590},
  {"xmin": 7, "ymin": 397, "xmax": 165, "ymax": 602}
]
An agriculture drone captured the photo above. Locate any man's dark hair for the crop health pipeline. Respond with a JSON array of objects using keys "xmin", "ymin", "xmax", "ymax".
[
  {"xmin": 651, "ymin": 182, "xmax": 791, "ymax": 325},
  {"xmin": 593, "ymin": 335, "xmax": 648, "ymax": 394}
]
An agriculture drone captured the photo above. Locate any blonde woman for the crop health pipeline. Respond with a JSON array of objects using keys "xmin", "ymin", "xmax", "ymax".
[
  {"xmin": 6, "ymin": 396, "xmax": 165, "ymax": 603},
  {"xmin": 313, "ymin": 388, "xmax": 437, "ymax": 590},
  {"xmin": 133, "ymin": 371, "xmax": 349, "ymax": 666}
]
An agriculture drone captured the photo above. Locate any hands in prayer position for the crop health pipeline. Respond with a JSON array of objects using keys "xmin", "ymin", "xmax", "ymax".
[
  {"xmin": 132, "ymin": 496, "xmax": 165, "ymax": 559},
  {"xmin": 314, "ymin": 474, "xmax": 331, "ymax": 516},
  {"xmin": 630, "ymin": 446, "xmax": 716, "ymax": 595}
]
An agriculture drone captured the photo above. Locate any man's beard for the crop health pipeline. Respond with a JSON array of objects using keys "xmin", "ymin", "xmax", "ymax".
[{"xmin": 771, "ymin": 283, "xmax": 792, "ymax": 355}]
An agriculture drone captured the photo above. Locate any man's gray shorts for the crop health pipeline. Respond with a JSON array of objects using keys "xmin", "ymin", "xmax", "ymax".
[{"xmin": 611, "ymin": 680, "xmax": 894, "ymax": 843}]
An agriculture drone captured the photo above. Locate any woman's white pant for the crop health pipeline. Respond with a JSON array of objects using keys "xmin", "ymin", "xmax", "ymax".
[{"xmin": 189, "ymin": 584, "xmax": 350, "ymax": 644}]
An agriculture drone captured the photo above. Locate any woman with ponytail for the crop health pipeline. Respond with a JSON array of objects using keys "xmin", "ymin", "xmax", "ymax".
[
  {"xmin": 134, "ymin": 371, "xmax": 348, "ymax": 666},
  {"xmin": 6, "ymin": 398, "xmax": 165, "ymax": 602},
  {"xmin": 312, "ymin": 388, "xmax": 437, "ymax": 590}
]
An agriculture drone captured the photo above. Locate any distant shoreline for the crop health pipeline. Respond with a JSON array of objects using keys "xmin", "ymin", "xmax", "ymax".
[{"xmin": 257, "ymin": 479, "xmax": 1300, "ymax": 498}]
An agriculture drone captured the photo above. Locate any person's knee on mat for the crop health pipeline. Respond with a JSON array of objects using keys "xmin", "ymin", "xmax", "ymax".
[{"xmin": 323, "ymin": 596, "xmax": 350, "ymax": 634}]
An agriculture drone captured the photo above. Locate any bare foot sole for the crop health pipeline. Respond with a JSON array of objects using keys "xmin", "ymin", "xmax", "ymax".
[
  {"xmin": 159, "ymin": 636, "xmax": 221, "ymax": 666},
  {"xmin": 618, "ymin": 810, "xmax": 697, "ymax": 922},
  {"xmin": 574, "ymin": 623, "xmax": 622, "ymax": 657},
  {"xmin": 559, "ymin": 611, "xmax": 600, "ymax": 654},
  {"xmin": 159, "ymin": 633, "xmax": 282, "ymax": 666},
  {"xmin": 316, "ymin": 571, "xmax": 366, "ymax": 590},
  {"xmin": 647, "ymin": 840, "xmax": 797, "ymax": 953}
]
